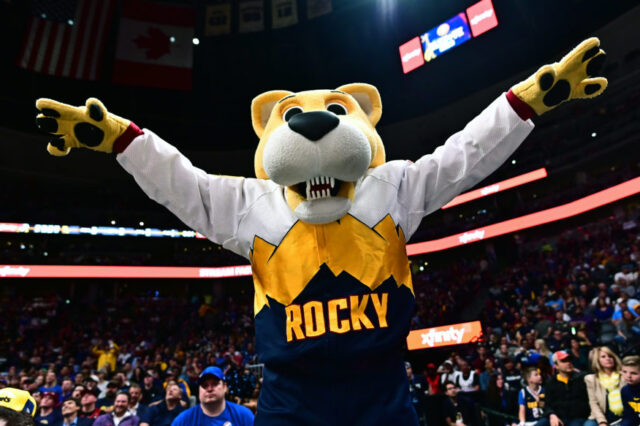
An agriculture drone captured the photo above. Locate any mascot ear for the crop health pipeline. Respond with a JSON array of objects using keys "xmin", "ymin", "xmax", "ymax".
[
  {"xmin": 251, "ymin": 90, "xmax": 293, "ymax": 138},
  {"xmin": 336, "ymin": 83, "xmax": 382, "ymax": 126}
]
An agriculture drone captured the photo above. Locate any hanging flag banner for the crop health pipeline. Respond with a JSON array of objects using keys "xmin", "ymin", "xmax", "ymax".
[
  {"xmin": 17, "ymin": 0, "xmax": 116, "ymax": 80},
  {"xmin": 112, "ymin": 0, "xmax": 194, "ymax": 90},
  {"xmin": 307, "ymin": 0, "xmax": 332, "ymax": 19},
  {"xmin": 238, "ymin": 0, "xmax": 264, "ymax": 33},
  {"xmin": 272, "ymin": 0, "xmax": 298, "ymax": 29},
  {"xmin": 205, "ymin": 3, "xmax": 231, "ymax": 36}
]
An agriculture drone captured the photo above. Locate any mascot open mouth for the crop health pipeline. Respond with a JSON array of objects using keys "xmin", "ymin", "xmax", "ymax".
[
  {"xmin": 293, "ymin": 176, "xmax": 343, "ymax": 200},
  {"xmin": 284, "ymin": 179, "xmax": 356, "ymax": 224}
]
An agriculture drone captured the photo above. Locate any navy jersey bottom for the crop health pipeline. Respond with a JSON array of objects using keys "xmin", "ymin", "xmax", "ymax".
[{"xmin": 255, "ymin": 354, "xmax": 419, "ymax": 426}]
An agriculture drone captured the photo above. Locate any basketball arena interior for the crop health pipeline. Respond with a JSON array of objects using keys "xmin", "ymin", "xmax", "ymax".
[{"xmin": 1, "ymin": 0, "xmax": 640, "ymax": 425}]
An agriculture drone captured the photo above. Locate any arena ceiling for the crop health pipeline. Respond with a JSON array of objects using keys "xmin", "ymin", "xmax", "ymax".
[{"xmin": 0, "ymin": 0, "xmax": 637, "ymax": 155}]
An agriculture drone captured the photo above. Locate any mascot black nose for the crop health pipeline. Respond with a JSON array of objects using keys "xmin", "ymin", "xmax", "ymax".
[{"xmin": 288, "ymin": 111, "xmax": 339, "ymax": 142}]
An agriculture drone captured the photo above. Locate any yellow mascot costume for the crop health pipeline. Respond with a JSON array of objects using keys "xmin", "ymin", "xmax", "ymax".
[{"xmin": 35, "ymin": 38, "xmax": 606, "ymax": 425}]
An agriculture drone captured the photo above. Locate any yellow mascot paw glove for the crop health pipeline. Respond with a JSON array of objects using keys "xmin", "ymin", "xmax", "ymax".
[
  {"xmin": 35, "ymin": 98, "xmax": 133, "ymax": 156},
  {"xmin": 511, "ymin": 37, "xmax": 608, "ymax": 116}
]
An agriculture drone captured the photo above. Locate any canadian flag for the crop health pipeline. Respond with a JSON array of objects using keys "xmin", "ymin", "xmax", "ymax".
[{"xmin": 112, "ymin": 0, "xmax": 194, "ymax": 90}]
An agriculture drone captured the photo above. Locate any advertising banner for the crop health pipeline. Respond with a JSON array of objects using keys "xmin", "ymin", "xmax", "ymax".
[
  {"xmin": 442, "ymin": 168, "xmax": 547, "ymax": 208},
  {"xmin": 2, "ymin": 177, "xmax": 639, "ymax": 278},
  {"xmin": 398, "ymin": 36, "xmax": 424, "ymax": 74},
  {"xmin": 407, "ymin": 176, "xmax": 640, "ymax": 255},
  {"xmin": 466, "ymin": 0, "xmax": 498, "ymax": 37},
  {"xmin": 407, "ymin": 321, "xmax": 483, "ymax": 350}
]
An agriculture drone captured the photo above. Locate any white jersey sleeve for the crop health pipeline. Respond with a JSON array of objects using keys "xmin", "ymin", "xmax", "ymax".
[
  {"xmin": 392, "ymin": 93, "xmax": 534, "ymax": 238},
  {"xmin": 116, "ymin": 130, "xmax": 279, "ymax": 256}
]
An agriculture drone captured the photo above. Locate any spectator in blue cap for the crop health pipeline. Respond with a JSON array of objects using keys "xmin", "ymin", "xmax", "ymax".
[{"xmin": 170, "ymin": 366, "xmax": 254, "ymax": 426}]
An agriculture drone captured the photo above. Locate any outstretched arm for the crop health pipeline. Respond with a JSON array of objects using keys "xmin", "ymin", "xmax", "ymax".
[
  {"xmin": 394, "ymin": 37, "xmax": 607, "ymax": 237},
  {"xmin": 34, "ymin": 98, "xmax": 272, "ymax": 255}
]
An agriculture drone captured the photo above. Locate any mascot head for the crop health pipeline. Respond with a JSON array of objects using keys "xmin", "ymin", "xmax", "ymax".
[{"xmin": 251, "ymin": 83, "xmax": 385, "ymax": 224}]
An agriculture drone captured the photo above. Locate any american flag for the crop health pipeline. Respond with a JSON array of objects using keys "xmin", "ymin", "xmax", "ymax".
[{"xmin": 17, "ymin": 0, "xmax": 116, "ymax": 80}]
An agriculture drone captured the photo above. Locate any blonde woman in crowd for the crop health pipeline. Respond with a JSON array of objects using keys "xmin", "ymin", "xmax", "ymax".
[
  {"xmin": 533, "ymin": 339, "xmax": 552, "ymax": 361},
  {"xmin": 584, "ymin": 346, "xmax": 625, "ymax": 426}
]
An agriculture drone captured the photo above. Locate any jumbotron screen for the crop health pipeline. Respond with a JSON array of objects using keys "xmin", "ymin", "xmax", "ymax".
[
  {"xmin": 398, "ymin": 0, "xmax": 499, "ymax": 74},
  {"xmin": 421, "ymin": 12, "xmax": 472, "ymax": 63}
]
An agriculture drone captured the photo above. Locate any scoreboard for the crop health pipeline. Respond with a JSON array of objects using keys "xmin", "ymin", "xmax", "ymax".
[
  {"xmin": 421, "ymin": 13, "xmax": 472, "ymax": 63},
  {"xmin": 399, "ymin": 0, "xmax": 499, "ymax": 74}
]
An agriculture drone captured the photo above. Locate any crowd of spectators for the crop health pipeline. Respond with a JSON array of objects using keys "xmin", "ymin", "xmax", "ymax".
[
  {"xmin": 407, "ymin": 343, "xmax": 640, "ymax": 426},
  {"xmin": 1, "ymin": 203, "xmax": 638, "ymax": 425},
  {"xmin": 0, "ymin": 289, "xmax": 260, "ymax": 425},
  {"xmin": 0, "ymin": 7, "xmax": 638, "ymax": 424},
  {"xmin": 478, "ymin": 215, "xmax": 638, "ymax": 347},
  {"xmin": 405, "ymin": 204, "xmax": 640, "ymax": 424}
]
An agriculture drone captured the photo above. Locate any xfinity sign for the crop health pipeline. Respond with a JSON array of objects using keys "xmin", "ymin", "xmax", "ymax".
[
  {"xmin": 466, "ymin": 0, "xmax": 499, "ymax": 37},
  {"xmin": 407, "ymin": 321, "xmax": 483, "ymax": 350},
  {"xmin": 398, "ymin": 37, "xmax": 424, "ymax": 74}
]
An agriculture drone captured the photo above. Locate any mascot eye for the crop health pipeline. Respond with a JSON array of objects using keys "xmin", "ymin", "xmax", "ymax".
[
  {"xmin": 283, "ymin": 106, "xmax": 303, "ymax": 122},
  {"xmin": 327, "ymin": 103, "xmax": 347, "ymax": 115}
]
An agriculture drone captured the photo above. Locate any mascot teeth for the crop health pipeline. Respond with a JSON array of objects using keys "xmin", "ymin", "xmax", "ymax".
[{"xmin": 305, "ymin": 176, "xmax": 337, "ymax": 200}]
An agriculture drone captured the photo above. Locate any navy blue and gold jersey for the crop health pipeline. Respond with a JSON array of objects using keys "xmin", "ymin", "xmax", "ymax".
[
  {"xmin": 250, "ymin": 214, "xmax": 414, "ymax": 366},
  {"xmin": 518, "ymin": 386, "xmax": 545, "ymax": 421},
  {"xmin": 118, "ymin": 94, "xmax": 533, "ymax": 425},
  {"xmin": 622, "ymin": 383, "xmax": 640, "ymax": 426}
]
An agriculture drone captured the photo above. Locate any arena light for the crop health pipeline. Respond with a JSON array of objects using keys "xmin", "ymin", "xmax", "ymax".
[
  {"xmin": 0, "ymin": 264, "xmax": 252, "ymax": 279},
  {"xmin": 0, "ymin": 222, "xmax": 206, "ymax": 239},
  {"xmin": 1, "ymin": 176, "xmax": 638, "ymax": 279},
  {"xmin": 441, "ymin": 168, "xmax": 547, "ymax": 209},
  {"xmin": 407, "ymin": 321, "xmax": 483, "ymax": 350},
  {"xmin": 407, "ymin": 175, "xmax": 640, "ymax": 255}
]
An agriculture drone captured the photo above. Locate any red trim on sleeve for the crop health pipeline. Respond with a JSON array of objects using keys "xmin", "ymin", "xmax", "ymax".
[
  {"xmin": 506, "ymin": 89, "xmax": 536, "ymax": 121},
  {"xmin": 113, "ymin": 122, "xmax": 143, "ymax": 154}
]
